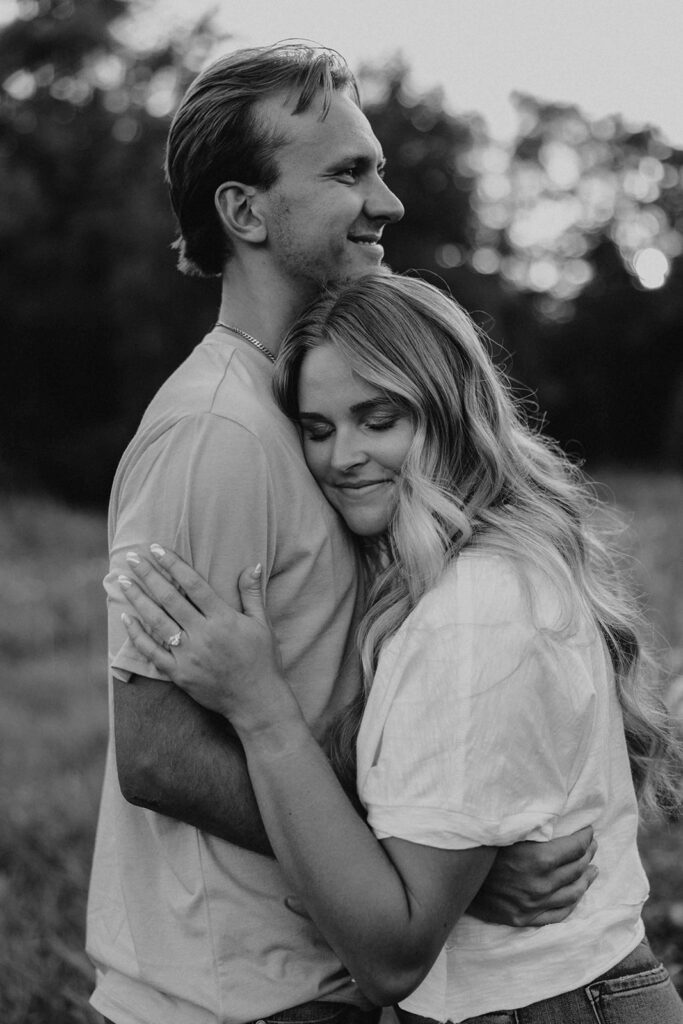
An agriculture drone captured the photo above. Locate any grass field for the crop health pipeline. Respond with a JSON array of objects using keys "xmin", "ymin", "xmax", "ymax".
[{"xmin": 0, "ymin": 472, "xmax": 681, "ymax": 1023}]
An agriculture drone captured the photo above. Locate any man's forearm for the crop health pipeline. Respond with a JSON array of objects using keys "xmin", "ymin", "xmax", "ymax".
[{"xmin": 114, "ymin": 675, "xmax": 273, "ymax": 855}]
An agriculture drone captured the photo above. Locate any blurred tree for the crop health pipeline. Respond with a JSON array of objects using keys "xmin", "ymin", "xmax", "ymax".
[
  {"xmin": 362, "ymin": 58, "xmax": 502, "ymax": 320},
  {"xmin": 473, "ymin": 94, "xmax": 683, "ymax": 466},
  {"xmin": 1, "ymin": 30, "xmax": 485, "ymax": 504},
  {"xmin": 3, "ymin": 13, "xmax": 682, "ymax": 505},
  {"xmin": 0, "ymin": 0, "xmax": 221, "ymax": 503},
  {"xmin": 362, "ymin": 57, "xmax": 476, "ymax": 270}
]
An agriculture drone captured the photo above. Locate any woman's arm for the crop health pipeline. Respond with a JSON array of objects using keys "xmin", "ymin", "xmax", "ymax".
[
  {"xmin": 239, "ymin": 707, "xmax": 494, "ymax": 1004},
  {"xmin": 119, "ymin": 550, "xmax": 494, "ymax": 1004},
  {"xmin": 119, "ymin": 547, "xmax": 597, "ymax": 999}
]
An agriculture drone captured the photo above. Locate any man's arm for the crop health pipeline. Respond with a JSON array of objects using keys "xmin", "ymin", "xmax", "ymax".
[
  {"xmin": 115, "ymin": 668, "xmax": 597, "ymax": 916},
  {"xmin": 114, "ymin": 674, "xmax": 273, "ymax": 855},
  {"xmin": 109, "ymin": 415, "xmax": 279, "ymax": 855}
]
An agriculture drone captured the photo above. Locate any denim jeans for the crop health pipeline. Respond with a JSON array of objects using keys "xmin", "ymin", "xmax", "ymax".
[
  {"xmin": 104, "ymin": 1000, "xmax": 381, "ymax": 1024},
  {"xmin": 248, "ymin": 1002, "xmax": 382, "ymax": 1024},
  {"xmin": 395, "ymin": 940, "xmax": 683, "ymax": 1023}
]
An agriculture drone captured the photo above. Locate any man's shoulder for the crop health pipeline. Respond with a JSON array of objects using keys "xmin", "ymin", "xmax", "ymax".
[
  {"xmin": 111, "ymin": 335, "xmax": 303, "ymax": 508},
  {"xmin": 147, "ymin": 334, "xmax": 280, "ymax": 428},
  {"xmin": 120, "ymin": 336, "xmax": 297, "ymax": 466}
]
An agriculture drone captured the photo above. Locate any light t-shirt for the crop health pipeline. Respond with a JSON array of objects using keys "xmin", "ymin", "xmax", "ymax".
[
  {"xmin": 357, "ymin": 550, "xmax": 648, "ymax": 1022},
  {"xmin": 87, "ymin": 331, "xmax": 367, "ymax": 1024}
]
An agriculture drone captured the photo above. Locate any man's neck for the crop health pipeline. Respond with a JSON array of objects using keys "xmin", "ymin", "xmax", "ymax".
[{"xmin": 217, "ymin": 266, "xmax": 313, "ymax": 359}]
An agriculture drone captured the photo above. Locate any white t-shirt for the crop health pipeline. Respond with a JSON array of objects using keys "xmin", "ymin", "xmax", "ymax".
[
  {"xmin": 88, "ymin": 333, "xmax": 367, "ymax": 1024},
  {"xmin": 357, "ymin": 550, "xmax": 647, "ymax": 1022}
]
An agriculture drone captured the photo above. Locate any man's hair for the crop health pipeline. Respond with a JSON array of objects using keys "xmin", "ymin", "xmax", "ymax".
[{"xmin": 165, "ymin": 42, "xmax": 360, "ymax": 277}]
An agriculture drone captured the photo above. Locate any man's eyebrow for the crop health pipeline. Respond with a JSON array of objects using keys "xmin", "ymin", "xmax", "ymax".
[{"xmin": 326, "ymin": 151, "xmax": 387, "ymax": 170}]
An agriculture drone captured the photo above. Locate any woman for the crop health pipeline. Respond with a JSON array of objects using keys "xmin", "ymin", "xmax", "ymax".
[{"xmin": 119, "ymin": 273, "xmax": 683, "ymax": 1022}]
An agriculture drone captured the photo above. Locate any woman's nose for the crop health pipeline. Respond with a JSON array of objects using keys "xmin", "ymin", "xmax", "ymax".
[{"xmin": 330, "ymin": 431, "xmax": 368, "ymax": 472}]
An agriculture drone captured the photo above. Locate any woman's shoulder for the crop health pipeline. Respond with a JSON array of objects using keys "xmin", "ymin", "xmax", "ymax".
[
  {"xmin": 423, "ymin": 549, "xmax": 530, "ymax": 613},
  {"xmin": 413, "ymin": 549, "xmax": 570, "ymax": 634}
]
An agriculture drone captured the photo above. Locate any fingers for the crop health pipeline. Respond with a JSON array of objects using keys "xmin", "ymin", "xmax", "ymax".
[
  {"xmin": 522, "ymin": 906, "xmax": 575, "ymax": 926},
  {"xmin": 532, "ymin": 862, "xmax": 600, "ymax": 914},
  {"xmin": 479, "ymin": 860, "xmax": 599, "ymax": 928},
  {"xmin": 539, "ymin": 835, "xmax": 598, "ymax": 891},
  {"xmin": 524, "ymin": 865, "xmax": 599, "ymax": 925},
  {"xmin": 513, "ymin": 838, "xmax": 599, "ymax": 914},
  {"xmin": 123, "ymin": 550, "xmax": 204, "ymax": 629},
  {"xmin": 121, "ymin": 612, "xmax": 176, "ymax": 676},
  {"xmin": 147, "ymin": 545, "xmax": 225, "ymax": 616},
  {"xmin": 567, "ymin": 835, "xmax": 598, "ymax": 882},
  {"xmin": 237, "ymin": 564, "xmax": 267, "ymax": 621},
  {"xmin": 118, "ymin": 574, "xmax": 182, "ymax": 645},
  {"xmin": 542, "ymin": 824, "xmax": 595, "ymax": 870}
]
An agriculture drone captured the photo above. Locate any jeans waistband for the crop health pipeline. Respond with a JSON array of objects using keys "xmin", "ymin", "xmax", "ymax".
[
  {"xmin": 394, "ymin": 939, "xmax": 664, "ymax": 1024},
  {"xmin": 252, "ymin": 1001, "xmax": 381, "ymax": 1024}
]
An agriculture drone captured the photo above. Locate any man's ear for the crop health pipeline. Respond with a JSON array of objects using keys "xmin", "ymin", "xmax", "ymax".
[{"xmin": 215, "ymin": 182, "xmax": 267, "ymax": 244}]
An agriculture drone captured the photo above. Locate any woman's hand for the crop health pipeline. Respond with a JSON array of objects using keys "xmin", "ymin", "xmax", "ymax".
[{"xmin": 119, "ymin": 545, "xmax": 296, "ymax": 733}]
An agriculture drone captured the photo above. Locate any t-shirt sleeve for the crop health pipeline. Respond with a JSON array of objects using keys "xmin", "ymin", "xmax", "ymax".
[
  {"xmin": 359, "ymin": 561, "xmax": 595, "ymax": 848},
  {"xmin": 105, "ymin": 413, "xmax": 273, "ymax": 682}
]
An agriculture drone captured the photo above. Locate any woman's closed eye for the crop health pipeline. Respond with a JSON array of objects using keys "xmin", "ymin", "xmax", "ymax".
[
  {"xmin": 364, "ymin": 415, "xmax": 400, "ymax": 432},
  {"xmin": 300, "ymin": 421, "xmax": 334, "ymax": 442},
  {"xmin": 301, "ymin": 416, "xmax": 402, "ymax": 442}
]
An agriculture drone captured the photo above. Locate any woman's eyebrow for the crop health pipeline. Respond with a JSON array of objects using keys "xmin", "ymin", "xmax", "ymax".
[
  {"xmin": 298, "ymin": 398, "xmax": 396, "ymax": 421},
  {"xmin": 349, "ymin": 398, "xmax": 396, "ymax": 415},
  {"xmin": 298, "ymin": 411, "xmax": 330, "ymax": 422}
]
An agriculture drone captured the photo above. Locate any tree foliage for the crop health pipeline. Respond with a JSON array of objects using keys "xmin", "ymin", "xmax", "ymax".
[
  {"xmin": 1, "ymin": 4, "xmax": 682, "ymax": 505},
  {"xmin": 1, "ymin": 0, "xmax": 219, "ymax": 502},
  {"xmin": 475, "ymin": 95, "xmax": 683, "ymax": 464},
  {"xmin": 361, "ymin": 57, "xmax": 478, "ymax": 270}
]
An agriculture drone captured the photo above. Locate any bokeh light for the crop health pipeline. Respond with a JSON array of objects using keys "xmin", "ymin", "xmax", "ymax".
[{"xmin": 632, "ymin": 247, "xmax": 670, "ymax": 289}]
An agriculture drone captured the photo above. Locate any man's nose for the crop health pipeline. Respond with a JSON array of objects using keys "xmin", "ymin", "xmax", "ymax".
[{"xmin": 366, "ymin": 176, "xmax": 405, "ymax": 224}]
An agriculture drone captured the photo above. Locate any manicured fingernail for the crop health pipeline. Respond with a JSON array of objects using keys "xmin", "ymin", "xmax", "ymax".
[
  {"xmin": 126, "ymin": 551, "xmax": 141, "ymax": 565},
  {"xmin": 251, "ymin": 563, "xmax": 262, "ymax": 580},
  {"xmin": 121, "ymin": 612, "xmax": 132, "ymax": 625},
  {"xmin": 150, "ymin": 544, "xmax": 165, "ymax": 558},
  {"xmin": 118, "ymin": 575, "xmax": 132, "ymax": 588}
]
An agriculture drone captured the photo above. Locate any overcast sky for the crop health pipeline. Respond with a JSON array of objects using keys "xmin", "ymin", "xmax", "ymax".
[
  {"xmin": 198, "ymin": 0, "xmax": 683, "ymax": 146},
  {"xmin": 2, "ymin": 0, "xmax": 680, "ymax": 146}
]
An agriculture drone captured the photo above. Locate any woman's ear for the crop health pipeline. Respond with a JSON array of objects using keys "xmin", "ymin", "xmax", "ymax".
[{"xmin": 215, "ymin": 182, "xmax": 267, "ymax": 244}]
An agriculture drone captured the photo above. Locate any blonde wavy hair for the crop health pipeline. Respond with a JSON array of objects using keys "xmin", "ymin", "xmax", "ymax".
[{"xmin": 275, "ymin": 272, "xmax": 682, "ymax": 819}]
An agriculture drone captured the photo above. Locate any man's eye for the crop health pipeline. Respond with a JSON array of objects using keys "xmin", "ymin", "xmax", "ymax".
[{"xmin": 337, "ymin": 166, "xmax": 358, "ymax": 180}]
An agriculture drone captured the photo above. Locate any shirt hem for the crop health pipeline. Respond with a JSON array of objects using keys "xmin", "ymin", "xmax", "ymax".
[{"xmin": 398, "ymin": 920, "xmax": 646, "ymax": 1021}]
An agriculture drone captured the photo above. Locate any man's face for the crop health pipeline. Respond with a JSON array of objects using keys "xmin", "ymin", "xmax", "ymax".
[{"xmin": 255, "ymin": 89, "xmax": 404, "ymax": 302}]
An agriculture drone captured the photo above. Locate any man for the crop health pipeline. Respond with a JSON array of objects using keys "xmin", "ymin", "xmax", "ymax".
[{"xmin": 87, "ymin": 43, "xmax": 595, "ymax": 1024}]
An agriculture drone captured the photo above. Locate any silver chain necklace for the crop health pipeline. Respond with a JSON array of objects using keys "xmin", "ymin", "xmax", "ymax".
[{"xmin": 215, "ymin": 321, "xmax": 277, "ymax": 364}]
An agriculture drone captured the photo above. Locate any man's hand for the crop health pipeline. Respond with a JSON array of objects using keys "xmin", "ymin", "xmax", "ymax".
[{"xmin": 468, "ymin": 826, "xmax": 598, "ymax": 927}]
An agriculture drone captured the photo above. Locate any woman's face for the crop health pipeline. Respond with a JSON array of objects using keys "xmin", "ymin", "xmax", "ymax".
[{"xmin": 297, "ymin": 343, "xmax": 415, "ymax": 536}]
